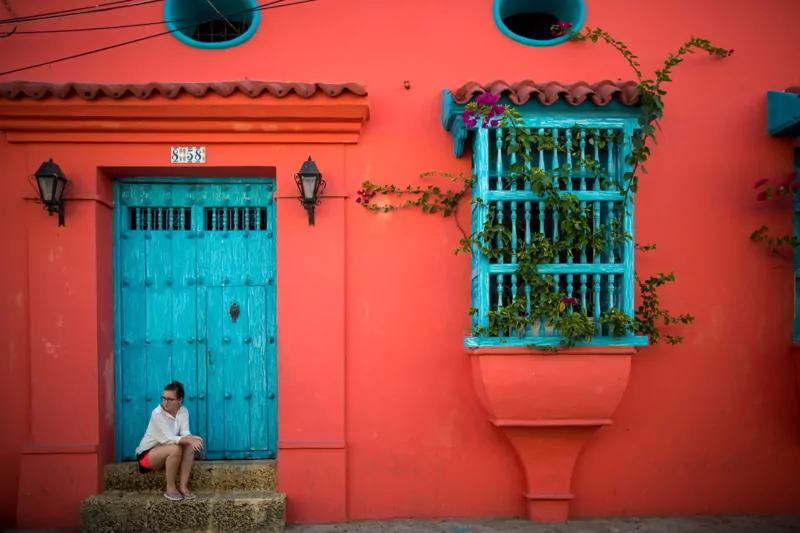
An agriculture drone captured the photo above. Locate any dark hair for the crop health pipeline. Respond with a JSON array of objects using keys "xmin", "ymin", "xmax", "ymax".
[{"xmin": 164, "ymin": 381, "xmax": 185, "ymax": 400}]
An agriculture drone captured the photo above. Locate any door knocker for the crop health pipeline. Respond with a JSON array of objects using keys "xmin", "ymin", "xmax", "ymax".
[{"xmin": 229, "ymin": 302, "xmax": 240, "ymax": 323}]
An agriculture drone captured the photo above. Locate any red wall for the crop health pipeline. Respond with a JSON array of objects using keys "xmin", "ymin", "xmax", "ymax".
[{"xmin": 2, "ymin": 0, "xmax": 800, "ymax": 527}]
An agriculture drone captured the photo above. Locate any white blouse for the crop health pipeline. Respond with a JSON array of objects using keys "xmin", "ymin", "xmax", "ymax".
[{"xmin": 135, "ymin": 405, "xmax": 193, "ymax": 456}]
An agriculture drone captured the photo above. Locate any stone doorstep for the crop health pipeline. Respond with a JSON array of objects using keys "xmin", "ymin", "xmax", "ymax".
[
  {"xmin": 82, "ymin": 490, "xmax": 285, "ymax": 533},
  {"xmin": 105, "ymin": 460, "xmax": 277, "ymax": 492}
]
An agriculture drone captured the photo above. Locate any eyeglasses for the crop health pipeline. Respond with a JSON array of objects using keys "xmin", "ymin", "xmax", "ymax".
[{"xmin": 161, "ymin": 396, "xmax": 179, "ymax": 403}]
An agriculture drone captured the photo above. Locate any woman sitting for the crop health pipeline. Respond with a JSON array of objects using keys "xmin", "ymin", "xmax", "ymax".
[{"xmin": 135, "ymin": 381, "xmax": 204, "ymax": 500}]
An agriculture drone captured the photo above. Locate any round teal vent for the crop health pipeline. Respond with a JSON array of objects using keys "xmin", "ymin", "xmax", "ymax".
[
  {"xmin": 493, "ymin": 0, "xmax": 586, "ymax": 47},
  {"xmin": 165, "ymin": 0, "xmax": 260, "ymax": 49}
]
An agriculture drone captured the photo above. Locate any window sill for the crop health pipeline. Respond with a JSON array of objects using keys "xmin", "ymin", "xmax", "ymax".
[{"xmin": 464, "ymin": 336, "xmax": 648, "ymax": 348}]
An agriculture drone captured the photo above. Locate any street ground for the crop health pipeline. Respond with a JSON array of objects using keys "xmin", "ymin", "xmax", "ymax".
[
  {"xmin": 287, "ymin": 516, "xmax": 800, "ymax": 532},
  {"xmin": 6, "ymin": 516, "xmax": 800, "ymax": 532}
]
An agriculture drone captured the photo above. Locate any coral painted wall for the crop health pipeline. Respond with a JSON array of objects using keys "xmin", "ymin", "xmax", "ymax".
[{"xmin": 1, "ymin": 0, "xmax": 800, "ymax": 527}]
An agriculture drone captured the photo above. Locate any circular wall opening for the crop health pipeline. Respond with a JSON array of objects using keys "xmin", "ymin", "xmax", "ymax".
[
  {"xmin": 493, "ymin": 0, "xmax": 586, "ymax": 47},
  {"xmin": 165, "ymin": 0, "xmax": 261, "ymax": 49}
]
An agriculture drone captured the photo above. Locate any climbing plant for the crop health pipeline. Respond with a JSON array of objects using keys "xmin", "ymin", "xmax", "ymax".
[
  {"xmin": 356, "ymin": 27, "xmax": 731, "ymax": 348},
  {"xmin": 751, "ymin": 175, "xmax": 800, "ymax": 255}
]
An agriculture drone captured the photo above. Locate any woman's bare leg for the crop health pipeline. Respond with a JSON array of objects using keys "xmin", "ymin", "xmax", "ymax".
[
  {"xmin": 178, "ymin": 444, "xmax": 195, "ymax": 493},
  {"xmin": 143, "ymin": 444, "xmax": 182, "ymax": 494}
]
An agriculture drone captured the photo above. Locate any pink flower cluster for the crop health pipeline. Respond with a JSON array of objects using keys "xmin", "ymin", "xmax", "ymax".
[
  {"xmin": 561, "ymin": 297, "xmax": 577, "ymax": 305},
  {"xmin": 755, "ymin": 175, "xmax": 800, "ymax": 201},
  {"xmin": 356, "ymin": 188, "xmax": 376, "ymax": 204},
  {"xmin": 551, "ymin": 20, "xmax": 573, "ymax": 37},
  {"xmin": 461, "ymin": 92, "xmax": 506, "ymax": 129}
]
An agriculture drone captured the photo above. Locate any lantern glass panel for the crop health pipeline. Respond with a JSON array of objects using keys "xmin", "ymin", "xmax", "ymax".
[
  {"xmin": 54, "ymin": 178, "xmax": 66, "ymax": 203},
  {"xmin": 36, "ymin": 175, "xmax": 56, "ymax": 204},
  {"xmin": 301, "ymin": 175, "xmax": 317, "ymax": 201}
]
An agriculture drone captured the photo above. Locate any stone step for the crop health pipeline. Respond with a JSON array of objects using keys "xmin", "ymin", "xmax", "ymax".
[
  {"xmin": 105, "ymin": 460, "xmax": 277, "ymax": 492},
  {"xmin": 82, "ymin": 490, "xmax": 285, "ymax": 533}
]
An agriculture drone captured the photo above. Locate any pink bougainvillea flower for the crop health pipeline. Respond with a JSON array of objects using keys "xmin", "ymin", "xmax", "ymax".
[
  {"xmin": 356, "ymin": 197, "xmax": 362, "ymax": 203},
  {"xmin": 727, "ymin": 49, "xmax": 734, "ymax": 56},
  {"xmin": 756, "ymin": 191, "xmax": 768, "ymax": 201},
  {"xmin": 492, "ymin": 104, "xmax": 506, "ymax": 116},
  {"xmin": 489, "ymin": 120, "xmax": 500, "ymax": 128},
  {"xmin": 475, "ymin": 92, "xmax": 500, "ymax": 107},
  {"xmin": 464, "ymin": 118, "xmax": 478, "ymax": 128},
  {"xmin": 561, "ymin": 297, "xmax": 577, "ymax": 305},
  {"xmin": 754, "ymin": 178, "xmax": 769, "ymax": 189}
]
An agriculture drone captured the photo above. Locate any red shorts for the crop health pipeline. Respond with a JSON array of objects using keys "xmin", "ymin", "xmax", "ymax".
[{"xmin": 136, "ymin": 449, "xmax": 152, "ymax": 473}]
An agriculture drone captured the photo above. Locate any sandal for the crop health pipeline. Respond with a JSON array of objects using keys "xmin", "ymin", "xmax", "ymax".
[
  {"xmin": 180, "ymin": 491, "xmax": 196, "ymax": 500},
  {"xmin": 164, "ymin": 492, "xmax": 183, "ymax": 501}
]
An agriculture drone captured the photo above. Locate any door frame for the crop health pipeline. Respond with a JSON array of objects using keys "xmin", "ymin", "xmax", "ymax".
[{"xmin": 113, "ymin": 177, "xmax": 278, "ymax": 461}]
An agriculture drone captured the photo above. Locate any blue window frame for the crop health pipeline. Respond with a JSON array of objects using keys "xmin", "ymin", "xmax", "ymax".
[
  {"xmin": 767, "ymin": 89, "xmax": 800, "ymax": 340},
  {"xmin": 442, "ymin": 91, "xmax": 648, "ymax": 347},
  {"xmin": 165, "ymin": 0, "xmax": 260, "ymax": 50},
  {"xmin": 493, "ymin": 0, "xmax": 586, "ymax": 48}
]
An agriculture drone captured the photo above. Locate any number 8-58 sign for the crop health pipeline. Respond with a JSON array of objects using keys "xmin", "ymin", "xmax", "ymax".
[{"xmin": 171, "ymin": 146, "xmax": 207, "ymax": 164}]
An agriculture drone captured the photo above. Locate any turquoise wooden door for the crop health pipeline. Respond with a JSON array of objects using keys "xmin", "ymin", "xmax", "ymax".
[{"xmin": 115, "ymin": 181, "xmax": 276, "ymax": 461}]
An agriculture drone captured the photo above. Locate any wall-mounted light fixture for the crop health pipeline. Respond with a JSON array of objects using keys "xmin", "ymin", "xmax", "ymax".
[
  {"xmin": 294, "ymin": 156, "xmax": 326, "ymax": 226},
  {"xmin": 29, "ymin": 159, "xmax": 70, "ymax": 226}
]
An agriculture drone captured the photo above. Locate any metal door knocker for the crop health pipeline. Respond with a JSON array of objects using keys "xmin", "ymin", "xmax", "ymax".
[{"xmin": 229, "ymin": 302, "xmax": 240, "ymax": 323}]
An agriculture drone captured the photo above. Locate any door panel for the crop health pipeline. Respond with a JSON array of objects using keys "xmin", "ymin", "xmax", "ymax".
[
  {"xmin": 118, "ymin": 185, "xmax": 148, "ymax": 460},
  {"xmin": 116, "ymin": 181, "xmax": 276, "ymax": 461},
  {"xmin": 205, "ymin": 286, "xmax": 268, "ymax": 456}
]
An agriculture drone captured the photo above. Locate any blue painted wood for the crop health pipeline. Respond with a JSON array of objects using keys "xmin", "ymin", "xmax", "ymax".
[
  {"xmin": 492, "ymin": 0, "xmax": 586, "ymax": 48},
  {"xmin": 495, "ymin": 127, "xmax": 505, "ymax": 328},
  {"xmin": 794, "ymin": 148, "xmax": 800, "ymax": 342},
  {"xmin": 115, "ymin": 180, "xmax": 277, "ymax": 461},
  {"xmin": 767, "ymin": 90, "xmax": 800, "ymax": 138},
  {"xmin": 464, "ymin": 335, "xmax": 648, "ymax": 348},
  {"xmin": 621, "ymin": 120, "xmax": 637, "ymax": 318},
  {"xmin": 490, "ymin": 263, "xmax": 627, "ymax": 275},
  {"xmin": 164, "ymin": 0, "xmax": 261, "ymax": 50},
  {"xmin": 473, "ymin": 129, "xmax": 491, "ymax": 332},
  {"xmin": 444, "ymin": 88, "xmax": 644, "ymax": 346},
  {"xmin": 441, "ymin": 90, "xmax": 643, "ymax": 158},
  {"xmin": 485, "ymin": 190, "xmax": 625, "ymax": 202}
]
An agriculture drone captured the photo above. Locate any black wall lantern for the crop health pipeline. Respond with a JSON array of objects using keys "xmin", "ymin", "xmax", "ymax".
[
  {"xmin": 30, "ymin": 159, "xmax": 70, "ymax": 226},
  {"xmin": 294, "ymin": 156, "xmax": 326, "ymax": 226}
]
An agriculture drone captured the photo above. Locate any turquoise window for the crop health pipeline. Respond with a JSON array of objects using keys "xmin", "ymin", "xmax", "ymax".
[
  {"xmin": 766, "ymin": 90, "xmax": 800, "ymax": 340},
  {"xmin": 442, "ymin": 90, "xmax": 646, "ymax": 348},
  {"xmin": 493, "ymin": 0, "xmax": 586, "ymax": 47},
  {"xmin": 165, "ymin": 0, "xmax": 260, "ymax": 49}
]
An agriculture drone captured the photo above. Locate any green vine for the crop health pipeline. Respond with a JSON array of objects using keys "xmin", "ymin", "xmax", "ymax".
[
  {"xmin": 356, "ymin": 27, "xmax": 728, "ymax": 348},
  {"xmin": 751, "ymin": 175, "xmax": 800, "ymax": 255}
]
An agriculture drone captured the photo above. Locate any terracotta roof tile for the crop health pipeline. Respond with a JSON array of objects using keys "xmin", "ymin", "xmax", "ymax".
[
  {"xmin": 0, "ymin": 81, "xmax": 368, "ymax": 100},
  {"xmin": 452, "ymin": 80, "xmax": 641, "ymax": 107}
]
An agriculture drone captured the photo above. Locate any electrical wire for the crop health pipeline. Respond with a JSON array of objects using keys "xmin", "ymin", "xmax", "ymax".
[
  {"xmin": 0, "ymin": 0, "xmax": 152, "ymax": 25},
  {"xmin": 11, "ymin": 18, "xmax": 187, "ymax": 34},
  {"xmin": 0, "ymin": 0, "xmax": 161, "ymax": 26},
  {"xmin": 0, "ymin": 0, "xmax": 17, "ymax": 37},
  {"xmin": 0, "ymin": 0, "xmax": 315, "ymax": 77},
  {"xmin": 9, "ymin": 0, "xmax": 269, "ymax": 35},
  {"xmin": 204, "ymin": 0, "xmax": 239, "ymax": 34}
]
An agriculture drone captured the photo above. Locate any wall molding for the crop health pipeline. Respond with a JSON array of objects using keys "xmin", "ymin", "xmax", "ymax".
[{"xmin": 0, "ymin": 92, "xmax": 370, "ymax": 144}]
